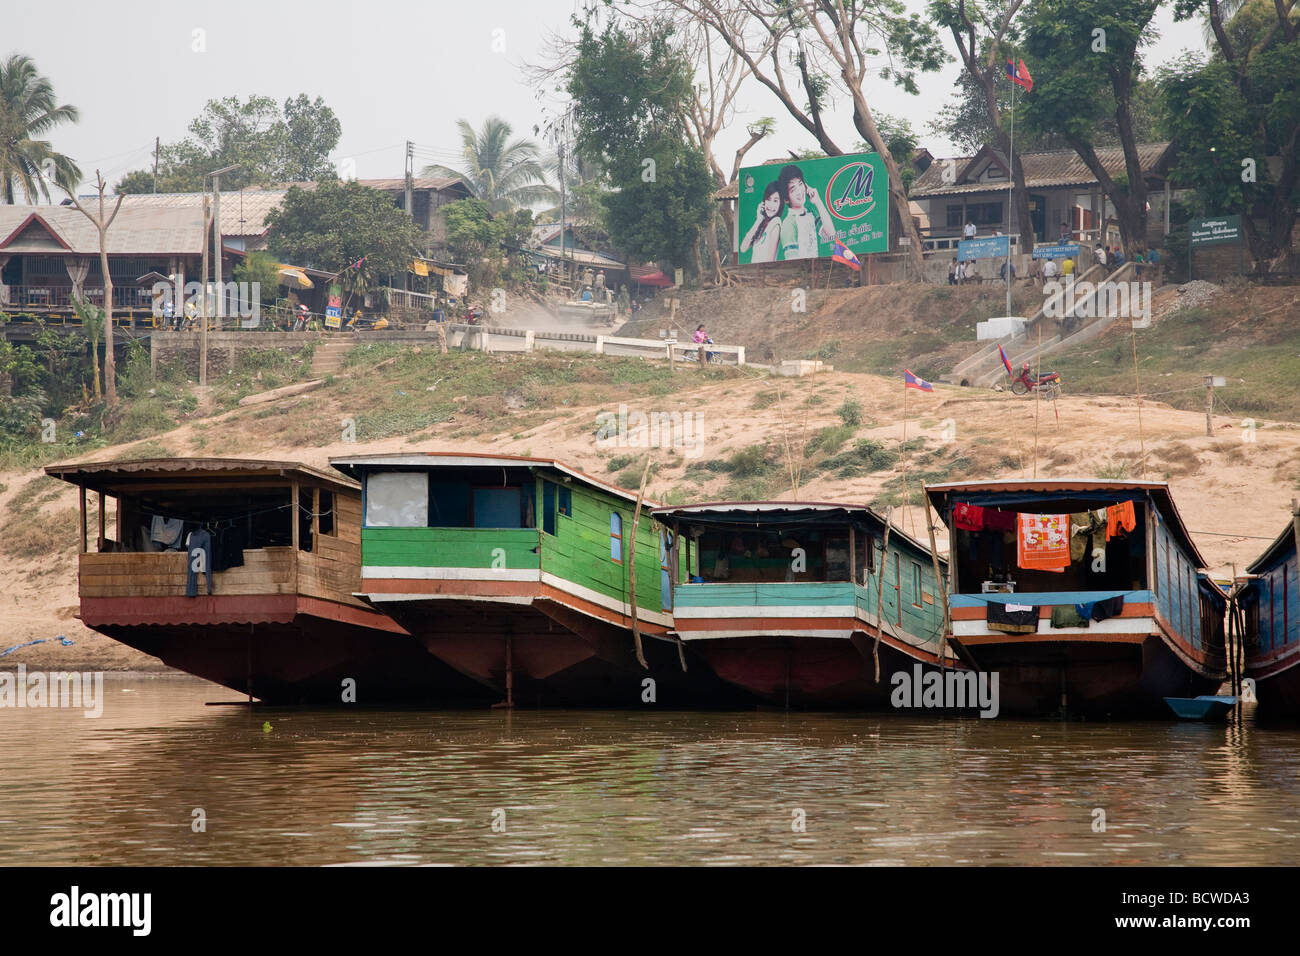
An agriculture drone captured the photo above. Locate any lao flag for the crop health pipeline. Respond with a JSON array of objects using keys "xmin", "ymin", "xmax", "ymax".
[
  {"xmin": 904, "ymin": 369, "xmax": 934, "ymax": 392},
  {"xmin": 832, "ymin": 239, "xmax": 861, "ymax": 270},
  {"xmin": 999, "ymin": 344, "xmax": 1014, "ymax": 377},
  {"xmin": 1006, "ymin": 58, "xmax": 1033, "ymax": 93}
]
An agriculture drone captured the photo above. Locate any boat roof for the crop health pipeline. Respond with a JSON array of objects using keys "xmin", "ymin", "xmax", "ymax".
[
  {"xmin": 924, "ymin": 478, "xmax": 1207, "ymax": 568},
  {"xmin": 329, "ymin": 452, "xmax": 655, "ymax": 507},
  {"xmin": 45, "ymin": 457, "xmax": 359, "ymax": 495},
  {"xmin": 653, "ymin": 501, "xmax": 939, "ymax": 558},
  {"xmin": 1246, "ymin": 519, "xmax": 1297, "ymax": 574}
]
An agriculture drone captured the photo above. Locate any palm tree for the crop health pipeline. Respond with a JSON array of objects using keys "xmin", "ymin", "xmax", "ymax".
[
  {"xmin": 0, "ymin": 54, "xmax": 81, "ymax": 203},
  {"xmin": 422, "ymin": 116, "xmax": 557, "ymax": 212}
]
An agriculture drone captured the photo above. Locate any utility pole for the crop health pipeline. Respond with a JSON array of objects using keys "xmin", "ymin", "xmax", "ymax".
[
  {"xmin": 558, "ymin": 139, "xmax": 567, "ymax": 287},
  {"xmin": 201, "ymin": 163, "xmax": 238, "ymax": 384},
  {"xmin": 200, "ymin": 193, "xmax": 210, "ymax": 385},
  {"xmin": 405, "ymin": 141, "xmax": 414, "ymax": 221},
  {"xmin": 153, "ymin": 137, "xmax": 159, "ymax": 194}
]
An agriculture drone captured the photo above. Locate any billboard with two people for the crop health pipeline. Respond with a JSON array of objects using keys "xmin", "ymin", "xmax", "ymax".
[{"xmin": 736, "ymin": 152, "xmax": 889, "ymax": 264}]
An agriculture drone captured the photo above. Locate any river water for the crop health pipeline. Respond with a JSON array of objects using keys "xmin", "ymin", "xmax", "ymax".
[{"xmin": 2, "ymin": 674, "xmax": 1297, "ymax": 866}]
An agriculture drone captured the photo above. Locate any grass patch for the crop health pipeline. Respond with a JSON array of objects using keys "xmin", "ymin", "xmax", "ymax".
[
  {"xmin": 805, "ymin": 424, "xmax": 855, "ymax": 457},
  {"xmin": 1, "ymin": 506, "xmax": 78, "ymax": 559},
  {"xmin": 821, "ymin": 439, "xmax": 898, "ymax": 478},
  {"xmin": 5, "ymin": 475, "xmax": 63, "ymax": 513}
]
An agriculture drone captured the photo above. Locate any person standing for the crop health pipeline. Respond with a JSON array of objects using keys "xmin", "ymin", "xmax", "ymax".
[
  {"xmin": 948, "ymin": 258, "xmax": 958, "ymax": 285},
  {"xmin": 777, "ymin": 165, "xmax": 835, "ymax": 260},
  {"xmin": 1062, "ymin": 257, "xmax": 1075, "ymax": 278},
  {"xmin": 964, "ymin": 220, "xmax": 977, "ymax": 239},
  {"xmin": 1095, "ymin": 244, "xmax": 1107, "ymax": 271},
  {"xmin": 1042, "ymin": 257, "xmax": 1059, "ymax": 284}
]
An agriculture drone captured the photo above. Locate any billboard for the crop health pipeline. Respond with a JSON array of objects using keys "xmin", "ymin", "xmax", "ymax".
[
  {"xmin": 1190, "ymin": 215, "xmax": 1241, "ymax": 246},
  {"xmin": 736, "ymin": 152, "xmax": 889, "ymax": 264}
]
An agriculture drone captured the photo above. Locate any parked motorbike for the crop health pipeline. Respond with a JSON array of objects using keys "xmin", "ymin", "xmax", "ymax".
[{"xmin": 1010, "ymin": 363, "xmax": 1062, "ymax": 398}]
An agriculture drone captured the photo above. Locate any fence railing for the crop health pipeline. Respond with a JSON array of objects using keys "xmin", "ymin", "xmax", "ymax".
[{"xmin": 444, "ymin": 323, "xmax": 745, "ymax": 365}]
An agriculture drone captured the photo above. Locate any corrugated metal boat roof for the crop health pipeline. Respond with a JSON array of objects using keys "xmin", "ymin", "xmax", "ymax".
[
  {"xmin": 923, "ymin": 478, "xmax": 1207, "ymax": 568},
  {"xmin": 45, "ymin": 457, "xmax": 359, "ymax": 494},
  {"xmin": 329, "ymin": 452, "xmax": 657, "ymax": 507}
]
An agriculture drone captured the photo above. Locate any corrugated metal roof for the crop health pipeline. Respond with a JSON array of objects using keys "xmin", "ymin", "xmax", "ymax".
[
  {"xmin": 910, "ymin": 143, "xmax": 1172, "ymax": 198},
  {"xmin": 356, "ymin": 177, "xmax": 472, "ymax": 194},
  {"xmin": 45, "ymin": 457, "xmax": 359, "ymax": 494},
  {"xmin": 330, "ymin": 452, "xmax": 656, "ymax": 507},
  {"xmin": 0, "ymin": 204, "xmax": 206, "ymax": 255},
  {"xmin": 117, "ymin": 189, "xmax": 287, "ymax": 236}
]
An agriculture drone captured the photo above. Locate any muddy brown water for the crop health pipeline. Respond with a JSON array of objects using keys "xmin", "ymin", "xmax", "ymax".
[{"xmin": 1, "ymin": 674, "xmax": 1297, "ymax": 866}]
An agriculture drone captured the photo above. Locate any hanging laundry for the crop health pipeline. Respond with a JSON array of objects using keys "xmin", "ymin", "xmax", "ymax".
[
  {"xmin": 984, "ymin": 509, "xmax": 1016, "ymax": 532},
  {"xmin": 1090, "ymin": 595, "xmax": 1125, "ymax": 622},
  {"xmin": 185, "ymin": 528, "xmax": 213, "ymax": 597},
  {"xmin": 211, "ymin": 525, "xmax": 246, "ymax": 572},
  {"xmin": 953, "ymin": 502, "xmax": 985, "ymax": 530},
  {"xmin": 1069, "ymin": 512, "xmax": 1093, "ymax": 562},
  {"xmin": 1017, "ymin": 513, "xmax": 1071, "ymax": 572},
  {"xmin": 987, "ymin": 601, "xmax": 1039, "ymax": 634},
  {"xmin": 1106, "ymin": 501, "xmax": 1136, "ymax": 540},
  {"xmin": 150, "ymin": 514, "xmax": 184, "ymax": 549},
  {"xmin": 1050, "ymin": 605, "xmax": 1090, "ymax": 628},
  {"xmin": 1075, "ymin": 601, "xmax": 1095, "ymax": 620}
]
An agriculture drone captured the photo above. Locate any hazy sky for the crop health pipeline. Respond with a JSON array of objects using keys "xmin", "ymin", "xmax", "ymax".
[{"xmin": 9, "ymin": 0, "xmax": 1211, "ymax": 198}]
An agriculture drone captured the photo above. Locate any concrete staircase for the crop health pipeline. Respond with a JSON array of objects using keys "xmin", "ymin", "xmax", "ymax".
[
  {"xmin": 943, "ymin": 262, "xmax": 1136, "ymax": 387},
  {"xmin": 309, "ymin": 339, "xmax": 352, "ymax": 377}
]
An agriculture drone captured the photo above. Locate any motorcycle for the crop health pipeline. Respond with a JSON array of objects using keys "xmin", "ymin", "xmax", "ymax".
[{"xmin": 1010, "ymin": 365, "xmax": 1062, "ymax": 398}]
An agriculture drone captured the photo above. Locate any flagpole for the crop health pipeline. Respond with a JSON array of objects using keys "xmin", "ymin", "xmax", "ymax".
[{"xmin": 1006, "ymin": 69, "xmax": 1015, "ymax": 317}]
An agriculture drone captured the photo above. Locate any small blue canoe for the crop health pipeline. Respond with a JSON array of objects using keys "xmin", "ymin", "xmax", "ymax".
[{"xmin": 1163, "ymin": 695, "xmax": 1238, "ymax": 721}]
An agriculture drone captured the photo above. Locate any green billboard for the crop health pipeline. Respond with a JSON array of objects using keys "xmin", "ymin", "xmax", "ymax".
[{"xmin": 736, "ymin": 152, "xmax": 889, "ymax": 264}]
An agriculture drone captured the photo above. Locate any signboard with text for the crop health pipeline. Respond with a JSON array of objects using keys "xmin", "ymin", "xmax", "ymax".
[
  {"xmin": 958, "ymin": 236, "xmax": 1009, "ymax": 261},
  {"xmin": 736, "ymin": 152, "xmax": 889, "ymax": 264},
  {"xmin": 1190, "ymin": 215, "xmax": 1241, "ymax": 246},
  {"xmin": 1032, "ymin": 243, "xmax": 1080, "ymax": 260}
]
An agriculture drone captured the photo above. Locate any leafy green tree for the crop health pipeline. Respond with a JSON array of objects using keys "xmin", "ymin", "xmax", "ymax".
[
  {"xmin": 1020, "ymin": 0, "xmax": 1162, "ymax": 251},
  {"xmin": 421, "ymin": 117, "xmax": 557, "ymax": 212},
  {"xmin": 233, "ymin": 250, "xmax": 284, "ymax": 312},
  {"xmin": 0, "ymin": 54, "xmax": 81, "ymax": 203},
  {"xmin": 264, "ymin": 179, "xmax": 424, "ymax": 297},
  {"xmin": 115, "ymin": 95, "xmax": 342, "ymax": 193},
  {"xmin": 566, "ymin": 17, "xmax": 713, "ymax": 273},
  {"xmin": 71, "ymin": 295, "xmax": 104, "ymax": 400},
  {"xmin": 1170, "ymin": 0, "xmax": 1300, "ymax": 265},
  {"xmin": 444, "ymin": 199, "xmax": 534, "ymax": 291}
]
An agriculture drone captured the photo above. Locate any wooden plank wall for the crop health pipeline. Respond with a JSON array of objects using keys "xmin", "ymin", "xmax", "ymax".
[
  {"xmin": 298, "ymin": 490, "xmax": 367, "ymax": 607},
  {"xmin": 79, "ymin": 548, "xmax": 296, "ymax": 598}
]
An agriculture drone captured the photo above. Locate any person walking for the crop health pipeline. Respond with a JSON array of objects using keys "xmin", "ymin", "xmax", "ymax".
[
  {"xmin": 948, "ymin": 258, "xmax": 958, "ymax": 286},
  {"xmin": 1095, "ymin": 244, "xmax": 1107, "ymax": 271}
]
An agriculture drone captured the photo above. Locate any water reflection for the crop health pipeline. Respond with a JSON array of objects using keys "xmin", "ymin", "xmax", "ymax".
[{"xmin": 0, "ymin": 676, "xmax": 1297, "ymax": 866}]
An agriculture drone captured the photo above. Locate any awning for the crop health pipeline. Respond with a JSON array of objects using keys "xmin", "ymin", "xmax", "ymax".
[
  {"xmin": 634, "ymin": 270, "xmax": 673, "ymax": 287},
  {"xmin": 278, "ymin": 265, "xmax": 313, "ymax": 289}
]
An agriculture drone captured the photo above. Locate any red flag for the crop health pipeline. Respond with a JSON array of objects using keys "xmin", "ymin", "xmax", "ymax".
[{"xmin": 1006, "ymin": 58, "xmax": 1033, "ymax": 93}]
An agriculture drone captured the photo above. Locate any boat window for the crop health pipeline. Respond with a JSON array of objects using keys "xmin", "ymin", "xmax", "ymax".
[
  {"xmin": 429, "ymin": 482, "xmax": 471, "ymax": 527},
  {"xmin": 298, "ymin": 488, "xmax": 313, "ymax": 552},
  {"xmin": 542, "ymin": 481, "xmax": 557, "ymax": 536},
  {"xmin": 611, "ymin": 512, "xmax": 623, "ymax": 563},
  {"xmin": 318, "ymin": 491, "xmax": 335, "ymax": 536},
  {"xmin": 559, "ymin": 486, "xmax": 572, "ymax": 517},
  {"xmin": 365, "ymin": 472, "xmax": 428, "ymax": 527},
  {"xmin": 912, "ymin": 561, "xmax": 923, "ymax": 606}
]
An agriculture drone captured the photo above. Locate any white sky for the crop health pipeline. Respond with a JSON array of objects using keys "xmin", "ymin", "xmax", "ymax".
[{"xmin": 8, "ymin": 0, "xmax": 1210, "ymax": 198}]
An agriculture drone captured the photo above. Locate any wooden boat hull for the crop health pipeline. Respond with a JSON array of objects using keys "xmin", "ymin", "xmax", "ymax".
[
  {"xmin": 368, "ymin": 592, "xmax": 752, "ymax": 707},
  {"xmin": 1246, "ymin": 655, "xmax": 1300, "ymax": 719},
  {"xmin": 686, "ymin": 632, "xmax": 956, "ymax": 709},
  {"xmin": 81, "ymin": 595, "xmax": 495, "ymax": 704},
  {"xmin": 956, "ymin": 634, "xmax": 1221, "ymax": 717}
]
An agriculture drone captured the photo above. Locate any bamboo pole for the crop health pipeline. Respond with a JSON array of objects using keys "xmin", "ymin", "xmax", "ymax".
[
  {"xmin": 627, "ymin": 457, "xmax": 652, "ymax": 669},
  {"xmin": 873, "ymin": 507, "xmax": 894, "ymax": 682},
  {"xmin": 924, "ymin": 496, "xmax": 951, "ymax": 670}
]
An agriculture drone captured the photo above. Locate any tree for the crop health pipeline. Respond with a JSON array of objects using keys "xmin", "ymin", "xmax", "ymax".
[
  {"xmin": 232, "ymin": 251, "xmax": 283, "ymax": 313},
  {"xmin": 566, "ymin": 17, "xmax": 715, "ymax": 273},
  {"xmin": 421, "ymin": 117, "xmax": 557, "ymax": 212},
  {"xmin": 64, "ymin": 172, "xmax": 122, "ymax": 406},
  {"xmin": 1020, "ymin": 0, "xmax": 1161, "ymax": 252},
  {"xmin": 0, "ymin": 54, "xmax": 81, "ymax": 203},
  {"xmin": 443, "ymin": 198, "xmax": 535, "ymax": 290},
  {"xmin": 70, "ymin": 295, "xmax": 104, "ymax": 400},
  {"xmin": 115, "ymin": 95, "xmax": 342, "ymax": 193},
  {"xmin": 264, "ymin": 179, "xmax": 424, "ymax": 297},
  {"xmin": 1170, "ymin": 0, "xmax": 1300, "ymax": 266},
  {"xmin": 657, "ymin": 0, "xmax": 948, "ymax": 276},
  {"xmin": 928, "ymin": 0, "xmax": 1037, "ymax": 246}
]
